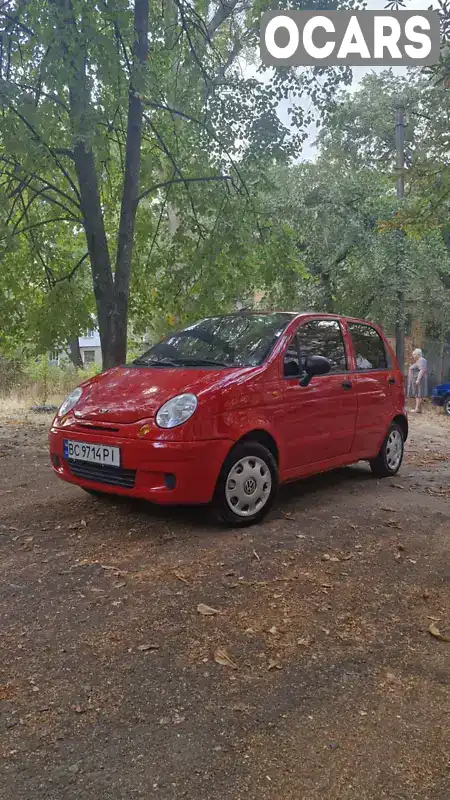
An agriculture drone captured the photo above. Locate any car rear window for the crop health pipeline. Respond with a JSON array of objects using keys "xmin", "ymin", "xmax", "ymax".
[{"xmin": 348, "ymin": 323, "xmax": 388, "ymax": 370}]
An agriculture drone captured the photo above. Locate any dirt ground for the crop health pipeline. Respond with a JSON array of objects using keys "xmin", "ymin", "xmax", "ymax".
[{"xmin": 1, "ymin": 406, "xmax": 449, "ymax": 800}]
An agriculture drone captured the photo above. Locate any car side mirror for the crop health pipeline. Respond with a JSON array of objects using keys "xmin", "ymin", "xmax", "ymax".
[{"xmin": 299, "ymin": 355, "xmax": 331, "ymax": 387}]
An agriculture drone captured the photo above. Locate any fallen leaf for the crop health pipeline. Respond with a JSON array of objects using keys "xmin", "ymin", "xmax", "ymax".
[
  {"xmin": 252, "ymin": 549, "xmax": 260, "ymax": 561},
  {"xmin": 214, "ymin": 648, "xmax": 237, "ymax": 669},
  {"xmin": 297, "ymin": 636, "xmax": 314, "ymax": 646},
  {"xmin": 268, "ymin": 658, "xmax": 282, "ymax": 671},
  {"xmin": 385, "ymin": 520, "xmax": 403, "ymax": 530},
  {"xmin": 138, "ymin": 644, "xmax": 160, "ymax": 652},
  {"xmin": 232, "ymin": 702, "xmax": 249, "ymax": 712},
  {"xmin": 381, "ymin": 506, "xmax": 395, "ymax": 512},
  {"xmin": 114, "ymin": 581, "xmax": 126, "ymax": 589},
  {"xmin": 80, "ymin": 519, "xmax": 87, "ymax": 527},
  {"xmin": 296, "ymin": 534, "xmax": 306, "ymax": 539},
  {"xmin": 322, "ymin": 554, "xmax": 331, "ymax": 561},
  {"xmin": 268, "ymin": 625, "xmax": 277, "ymax": 635},
  {"xmin": 174, "ymin": 570, "xmax": 188, "ymax": 584},
  {"xmin": 428, "ymin": 623, "xmax": 450, "ymax": 642},
  {"xmin": 391, "ymin": 483, "xmax": 404, "ymax": 490},
  {"xmin": 197, "ymin": 603, "xmax": 220, "ymax": 616}
]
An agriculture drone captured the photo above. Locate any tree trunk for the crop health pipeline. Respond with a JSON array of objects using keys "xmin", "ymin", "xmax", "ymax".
[
  {"xmin": 61, "ymin": 0, "xmax": 149, "ymax": 370},
  {"xmin": 67, "ymin": 337, "xmax": 83, "ymax": 369},
  {"xmin": 72, "ymin": 140, "xmax": 116, "ymax": 369},
  {"xmin": 320, "ymin": 270, "xmax": 334, "ymax": 312},
  {"xmin": 113, "ymin": 0, "xmax": 149, "ymax": 366}
]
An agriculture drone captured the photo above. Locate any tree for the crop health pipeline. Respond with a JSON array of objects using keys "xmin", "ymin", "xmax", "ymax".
[
  {"xmin": 258, "ymin": 158, "xmax": 450, "ymax": 338},
  {"xmin": 0, "ymin": 0, "xmax": 363, "ymax": 367}
]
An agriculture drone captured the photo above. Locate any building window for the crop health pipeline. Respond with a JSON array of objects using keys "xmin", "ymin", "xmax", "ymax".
[
  {"xmin": 83, "ymin": 350, "xmax": 96, "ymax": 364},
  {"xmin": 50, "ymin": 350, "xmax": 60, "ymax": 363},
  {"xmin": 85, "ymin": 329, "xmax": 95, "ymax": 338}
]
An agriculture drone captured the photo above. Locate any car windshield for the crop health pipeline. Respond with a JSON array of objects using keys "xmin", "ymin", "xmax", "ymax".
[{"xmin": 134, "ymin": 313, "xmax": 294, "ymax": 368}]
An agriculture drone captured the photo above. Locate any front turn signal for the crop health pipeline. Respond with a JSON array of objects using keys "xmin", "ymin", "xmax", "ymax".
[{"xmin": 137, "ymin": 424, "xmax": 151, "ymax": 438}]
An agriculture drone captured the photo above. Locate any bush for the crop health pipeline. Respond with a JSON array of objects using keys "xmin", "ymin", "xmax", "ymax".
[{"xmin": 0, "ymin": 354, "xmax": 101, "ymax": 405}]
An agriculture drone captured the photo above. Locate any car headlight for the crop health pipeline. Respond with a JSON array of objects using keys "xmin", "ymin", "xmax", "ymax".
[
  {"xmin": 156, "ymin": 393, "xmax": 198, "ymax": 429},
  {"xmin": 58, "ymin": 387, "xmax": 83, "ymax": 417}
]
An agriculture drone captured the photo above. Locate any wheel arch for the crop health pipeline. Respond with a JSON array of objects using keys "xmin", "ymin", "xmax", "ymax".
[
  {"xmin": 393, "ymin": 413, "xmax": 408, "ymax": 442},
  {"xmin": 234, "ymin": 428, "xmax": 279, "ymax": 464}
]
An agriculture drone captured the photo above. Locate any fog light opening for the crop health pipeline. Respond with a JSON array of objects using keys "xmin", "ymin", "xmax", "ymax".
[
  {"xmin": 51, "ymin": 454, "xmax": 61, "ymax": 468},
  {"xmin": 164, "ymin": 473, "xmax": 176, "ymax": 490}
]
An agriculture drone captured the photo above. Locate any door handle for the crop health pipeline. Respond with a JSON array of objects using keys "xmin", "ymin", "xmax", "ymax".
[
  {"xmin": 341, "ymin": 380, "xmax": 352, "ymax": 390},
  {"xmin": 388, "ymin": 377, "xmax": 396, "ymax": 385}
]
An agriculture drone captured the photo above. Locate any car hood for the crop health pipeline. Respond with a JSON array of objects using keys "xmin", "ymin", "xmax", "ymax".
[{"xmin": 72, "ymin": 364, "xmax": 249, "ymax": 424}]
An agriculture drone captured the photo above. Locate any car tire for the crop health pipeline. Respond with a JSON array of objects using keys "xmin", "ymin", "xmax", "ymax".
[
  {"xmin": 369, "ymin": 422, "xmax": 404, "ymax": 478},
  {"xmin": 214, "ymin": 441, "xmax": 278, "ymax": 527},
  {"xmin": 444, "ymin": 396, "xmax": 450, "ymax": 417}
]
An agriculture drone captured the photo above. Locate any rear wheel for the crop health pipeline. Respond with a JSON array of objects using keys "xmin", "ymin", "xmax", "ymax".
[
  {"xmin": 444, "ymin": 396, "xmax": 450, "ymax": 417},
  {"xmin": 214, "ymin": 441, "xmax": 278, "ymax": 526},
  {"xmin": 369, "ymin": 422, "xmax": 404, "ymax": 478}
]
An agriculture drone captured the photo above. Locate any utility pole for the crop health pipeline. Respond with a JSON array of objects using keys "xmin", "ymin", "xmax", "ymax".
[{"xmin": 395, "ymin": 106, "xmax": 405, "ymax": 376}]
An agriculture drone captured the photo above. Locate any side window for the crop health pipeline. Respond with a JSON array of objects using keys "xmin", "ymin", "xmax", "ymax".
[
  {"xmin": 297, "ymin": 320, "xmax": 348, "ymax": 373},
  {"xmin": 348, "ymin": 323, "xmax": 388, "ymax": 370},
  {"xmin": 283, "ymin": 336, "xmax": 300, "ymax": 378}
]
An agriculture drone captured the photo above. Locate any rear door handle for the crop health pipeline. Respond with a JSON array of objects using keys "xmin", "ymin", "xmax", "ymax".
[
  {"xmin": 388, "ymin": 377, "xmax": 396, "ymax": 385},
  {"xmin": 341, "ymin": 380, "xmax": 352, "ymax": 390}
]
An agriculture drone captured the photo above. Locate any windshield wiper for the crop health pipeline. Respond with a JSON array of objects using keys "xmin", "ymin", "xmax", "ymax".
[
  {"xmin": 174, "ymin": 358, "xmax": 229, "ymax": 367},
  {"xmin": 133, "ymin": 357, "xmax": 180, "ymax": 367}
]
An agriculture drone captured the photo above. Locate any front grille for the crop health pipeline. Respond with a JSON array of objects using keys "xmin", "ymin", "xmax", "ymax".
[
  {"xmin": 66, "ymin": 459, "xmax": 136, "ymax": 489},
  {"xmin": 73, "ymin": 423, "xmax": 120, "ymax": 433}
]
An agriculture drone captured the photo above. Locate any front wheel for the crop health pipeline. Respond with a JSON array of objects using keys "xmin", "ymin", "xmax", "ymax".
[
  {"xmin": 369, "ymin": 423, "xmax": 404, "ymax": 478},
  {"xmin": 214, "ymin": 442, "xmax": 278, "ymax": 526},
  {"xmin": 444, "ymin": 396, "xmax": 450, "ymax": 417}
]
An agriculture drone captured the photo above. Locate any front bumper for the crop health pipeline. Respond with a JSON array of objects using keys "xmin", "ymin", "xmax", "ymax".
[
  {"xmin": 48, "ymin": 427, "xmax": 233, "ymax": 505},
  {"xmin": 431, "ymin": 395, "xmax": 445, "ymax": 407}
]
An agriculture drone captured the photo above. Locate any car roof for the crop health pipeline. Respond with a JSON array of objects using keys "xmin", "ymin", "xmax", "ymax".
[{"xmin": 217, "ymin": 311, "xmax": 381, "ymax": 327}]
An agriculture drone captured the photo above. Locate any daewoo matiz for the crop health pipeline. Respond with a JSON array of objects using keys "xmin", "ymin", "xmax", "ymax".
[{"xmin": 49, "ymin": 312, "xmax": 408, "ymax": 525}]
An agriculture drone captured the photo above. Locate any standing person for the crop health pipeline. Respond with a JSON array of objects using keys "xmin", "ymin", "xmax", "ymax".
[{"xmin": 407, "ymin": 348, "xmax": 428, "ymax": 413}]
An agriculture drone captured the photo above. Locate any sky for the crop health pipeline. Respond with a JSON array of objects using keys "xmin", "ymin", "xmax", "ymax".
[{"xmin": 254, "ymin": 0, "xmax": 439, "ymax": 160}]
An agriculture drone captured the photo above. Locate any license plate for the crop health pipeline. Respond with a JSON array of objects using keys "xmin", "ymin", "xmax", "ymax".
[{"xmin": 63, "ymin": 439, "xmax": 120, "ymax": 467}]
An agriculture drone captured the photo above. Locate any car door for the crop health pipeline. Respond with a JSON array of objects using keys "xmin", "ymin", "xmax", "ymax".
[
  {"xmin": 281, "ymin": 318, "xmax": 358, "ymax": 474},
  {"xmin": 346, "ymin": 321, "xmax": 398, "ymax": 456}
]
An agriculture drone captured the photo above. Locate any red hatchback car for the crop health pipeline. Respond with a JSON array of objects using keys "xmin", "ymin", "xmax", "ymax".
[{"xmin": 49, "ymin": 312, "xmax": 407, "ymax": 525}]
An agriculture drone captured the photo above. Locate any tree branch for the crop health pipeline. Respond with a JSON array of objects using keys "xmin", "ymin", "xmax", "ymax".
[
  {"xmin": 138, "ymin": 174, "xmax": 233, "ymax": 202},
  {"xmin": 6, "ymin": 103, "xmax": 80, "ymax": 201},
  {"xmin": 207, "ymin": 0, "xmax": 240, "ymax": 39},
  {"xmin": 53, "ymin": 251, "xmax": 89, "ymax": 283}
]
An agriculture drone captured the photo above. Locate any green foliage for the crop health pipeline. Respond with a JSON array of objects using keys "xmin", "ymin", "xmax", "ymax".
[{"xmin": 0, "ymin": 0, "xmax": 369, "ymax": 362}]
